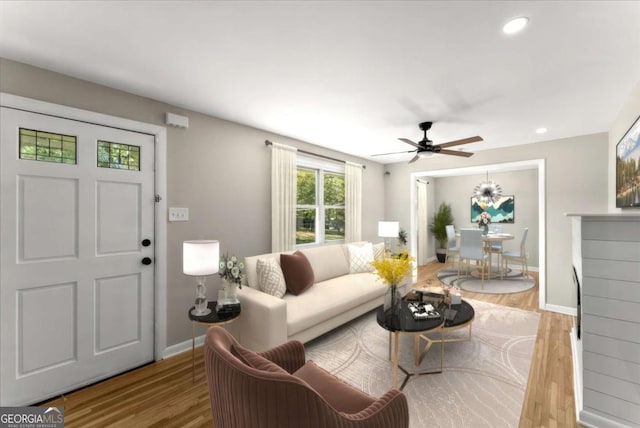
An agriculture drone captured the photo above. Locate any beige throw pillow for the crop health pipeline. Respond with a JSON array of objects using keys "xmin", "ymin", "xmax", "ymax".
[
  {"xmin": 372, "ymin": 242, "xmax": 386, "ymax": 260},
  {"xmin": 348, "ymin": 242, "xmax": 375, "ymax": 273},
  {"xmin": 257, "ymin": 258, "xmax": 287, "ymax": 298}
]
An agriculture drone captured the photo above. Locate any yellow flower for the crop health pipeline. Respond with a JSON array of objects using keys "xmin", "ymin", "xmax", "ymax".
[{"xmin": 370, "ymin": 251, "xmax": 415, "ymax": 286}]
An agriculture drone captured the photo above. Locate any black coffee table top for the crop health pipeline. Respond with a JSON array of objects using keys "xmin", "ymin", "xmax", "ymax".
[
  {"xmin": 443, "ymin": 300, "xmax": 474, "ymax": 329},
  {"xmin": 376, "ymin": 298, "xmax": 474, "ymax": 333}
]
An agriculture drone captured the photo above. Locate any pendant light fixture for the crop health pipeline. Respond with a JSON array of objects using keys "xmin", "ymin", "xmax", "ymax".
[{"xmin": 473, "ymin": 171, "xmax": 502, "ymax": 204}]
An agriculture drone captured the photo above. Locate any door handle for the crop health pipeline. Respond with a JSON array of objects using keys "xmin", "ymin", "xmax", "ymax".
[
  {"xmin": 142, "ymin": 239, "xmax": 151, "ymax": 247},
  {"xmin": 142, "ymin": 257, "xmax": 152, "ymax": 265}
]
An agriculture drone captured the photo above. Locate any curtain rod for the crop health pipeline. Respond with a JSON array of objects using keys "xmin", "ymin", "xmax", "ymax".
[{"xmin": 264, "ymin": 140, "xmax": 365, "ymax": 169}]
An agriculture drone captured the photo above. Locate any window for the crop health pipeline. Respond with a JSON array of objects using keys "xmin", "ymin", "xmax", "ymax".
[
  {"xmin": 296, "ymin": 157, "xmax": 345, "ymax": 246},
  {"xmin": 97, "ymin": 141, "xmax": 140, "ymax": 171},
  {"xmin": 19, "ymin": 128, "xmax": 77, "ymax": 164}
]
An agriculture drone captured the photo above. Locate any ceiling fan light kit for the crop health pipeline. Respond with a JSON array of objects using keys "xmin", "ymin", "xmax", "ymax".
[{"xmin": 372, "ymin": 121, "xmax": 482, "ymax": 163}]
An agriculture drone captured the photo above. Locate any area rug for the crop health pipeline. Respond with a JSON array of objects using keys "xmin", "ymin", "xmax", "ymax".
[
  {"xmin": 437, "ymin": 267, "xmax": 535, "ymax": 294},
  {"xmin": 305, "ymin": 300, "xmax": 539, "ymax": 428}
]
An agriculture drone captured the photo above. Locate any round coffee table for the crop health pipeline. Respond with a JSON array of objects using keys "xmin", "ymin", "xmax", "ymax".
[
  {"xmin": 377, "ymin": 301, "xmax": 444, "ymax": 390},
  {"xmin": 376, "ymin": 298, "xmax": 475, "ymax": 390}
]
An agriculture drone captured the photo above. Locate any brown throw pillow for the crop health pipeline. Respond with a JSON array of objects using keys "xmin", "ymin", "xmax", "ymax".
[
  {"xmin": 293, "ymin": 360, "xmax": 375, "ymax": 413},
  {"xmin": 280, "ymin": 251, "xmax": 315, "ymax": 295}
]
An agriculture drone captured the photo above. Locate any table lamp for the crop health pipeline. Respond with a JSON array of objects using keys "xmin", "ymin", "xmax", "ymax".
[
  {"xmin": 378, "ymin": 221, "xmax": 399, "ymax": 253},
  {"xmin": 183, "ymin": 240, "xmax": 219, "ymax": 316}
]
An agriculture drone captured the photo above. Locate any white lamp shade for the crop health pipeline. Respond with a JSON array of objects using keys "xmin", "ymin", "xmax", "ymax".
[
  {"xmin": 378, "ymin": 221, "xmax": 400, "ymax": 238},
  {"xmin": 183, "ymin": 240, "xmax": 219, "ymax": 276}
]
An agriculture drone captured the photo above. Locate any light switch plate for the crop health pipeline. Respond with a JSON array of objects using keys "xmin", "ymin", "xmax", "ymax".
[{"xmin": 169, "ymin": 207, "xmax": 189, "ymax": 222}]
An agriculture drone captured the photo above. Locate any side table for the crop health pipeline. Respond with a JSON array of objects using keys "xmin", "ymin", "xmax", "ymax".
[{"xmin": 188, "ymin": 301, "xmax": 241, "ymax": 382}]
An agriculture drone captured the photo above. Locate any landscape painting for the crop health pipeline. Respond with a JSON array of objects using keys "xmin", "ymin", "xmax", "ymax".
[
  {"xmin": 471, "ymin": 195, "xmax": 515, "ymax": 223},
  {"xmin": 616, "ymin": 115, "xmax": 640, "ymax": 208}
]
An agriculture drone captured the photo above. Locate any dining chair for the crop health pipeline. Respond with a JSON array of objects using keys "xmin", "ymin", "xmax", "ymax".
[
  {"xmin": 502, "ymin": 228, "xmax": 529, "ymax": 280},
  {"xmin": 445, "ymin": 225, "xmax": 459, "ymax": 270},
  {"xmin": 458, "ymin": 228, "xmax": 490, "ymax": 288}
]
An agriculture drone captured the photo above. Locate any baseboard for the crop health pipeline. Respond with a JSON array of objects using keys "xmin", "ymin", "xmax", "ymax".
[
  {"xmin": 544, "ymin": 303, "xmax": 577, "ymax": 316},
  {"xmin": 161, "ymin": 334, "xmax": 205, "ymax": 359},
  {"xmin": 579, "ymin": 409, "xmax": 634, "ymax": 428}
]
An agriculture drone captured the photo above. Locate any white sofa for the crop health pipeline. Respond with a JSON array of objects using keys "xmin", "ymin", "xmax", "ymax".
[{"xmin": 237, "ymin": 242, "xmax": 406, "ymax": 352}]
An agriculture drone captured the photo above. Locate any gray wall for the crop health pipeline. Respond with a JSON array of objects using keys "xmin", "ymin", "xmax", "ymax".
[
  {"xmin": 1, "ymin": 55, "xmax": 637, "ymax": 330},
  {"xmin": 428, "ymin": 169, "xmax": 539, "ymax": 268},
  {"xmin": 384, "ymin": 133, "xmax": 609, "ymax": 309},
  {"xmin": 0, "ymin": 58, "xmax": 386, "ymax": 347}
]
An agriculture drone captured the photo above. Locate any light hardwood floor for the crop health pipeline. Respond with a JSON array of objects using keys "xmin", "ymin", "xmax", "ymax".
[{"xmin": 44, "ymin": 261, "xmax": 580, "ymax": 427}]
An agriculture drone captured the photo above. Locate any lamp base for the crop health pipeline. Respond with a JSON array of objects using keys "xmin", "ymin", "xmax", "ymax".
[{"xmin": 191, "ymin": 307, "xmax": 212, "ymax": 317}]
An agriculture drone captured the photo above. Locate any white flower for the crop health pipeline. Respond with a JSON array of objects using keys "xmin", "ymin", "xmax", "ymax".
[{"xmin": 218, "ymin": 253, "xmax": 245, "ymax": 288}]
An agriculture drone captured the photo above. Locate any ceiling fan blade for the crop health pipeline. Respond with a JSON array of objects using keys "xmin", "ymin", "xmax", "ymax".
[
  {"xmin": 398, "ymin": 138, "xmax": 421, "ymax": 149},
  {"xmin": 438, "ymin": 149, "xmax": 474, "ymax": 157},
  {"xmin": 437, "ymin": 136, "xmax": 483, "ymax": 148},
  {"xmin": 408, "ymin": 153, "xmax": 421, "ymax": 163},
  {"xmin": 372, "ymin": 150, "xmax": 415, "ymax": 156}
]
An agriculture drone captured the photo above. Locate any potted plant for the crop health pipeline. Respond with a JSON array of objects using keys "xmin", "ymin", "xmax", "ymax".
[
  {"xmin": 429, "ymin": 202, "xmax": 454, "ymax": 263},
  {"xmin": 397, "ymin": 228, "xmax": 408, "ymax": 250}
]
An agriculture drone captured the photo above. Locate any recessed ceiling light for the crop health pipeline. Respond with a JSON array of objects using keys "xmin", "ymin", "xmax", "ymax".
[
  {"xmin": 535, "ymin": 127, "xmax": 547, "ymax": 134},
  {"xmin": 503, "ymin": 17, "xmax": 529, "ymax": 35}
]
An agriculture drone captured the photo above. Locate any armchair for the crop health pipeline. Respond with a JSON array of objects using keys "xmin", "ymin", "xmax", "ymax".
[{"xmin": 204, "ymin": 326, "xmax": 409, "ymax": 428}]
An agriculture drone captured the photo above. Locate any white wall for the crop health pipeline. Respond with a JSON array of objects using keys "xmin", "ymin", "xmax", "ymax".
[{"xmin": 0, "ymin": 58, "xmax": 386, "ymax": 347}]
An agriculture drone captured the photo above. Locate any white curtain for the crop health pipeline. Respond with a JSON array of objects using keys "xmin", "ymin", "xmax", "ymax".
[
  {"xmin": 345, "ymin": 162, "xmax": 363, "ymax": 242},
  {"xmin": 417, "ymin": 180, "xmax": 428, "ymax": 265},
  {"xmin": 271, "ymin": 143, "xmax": 297, "ymax": 252}
]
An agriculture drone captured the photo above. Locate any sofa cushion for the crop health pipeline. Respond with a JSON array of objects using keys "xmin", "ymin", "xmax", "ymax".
[
  {"xmin": 347, "ymin": 242, "xmax": 375, "ymax": 273},
  {"xmin": 280, "ymin": 251, "xmax": 315, "ymax": 295},
  {"xmin": 257, "ymin": 258, "xmax": 287, "ymax": 298},
  {"xmin": 300, "ymin": 244, "xmax": 349, "ymax": 282},
  {"xmin": 293, "ymin": 360, "xmax": 375, "ymax": 413},
  {"xmin": 231, "ymin": 344, "xmax": 288, "ymax": 374},
  {"xmin": 284, "ymin": 272, "xmax": 386, "ymax": 336}
]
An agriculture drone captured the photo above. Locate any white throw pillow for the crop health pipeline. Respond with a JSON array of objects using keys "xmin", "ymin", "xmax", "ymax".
[
  {"xmin": 348, "ymin": 242, "xmax": 375, "ymax": 273},
  {"xmin": 256, "ymin": 258, "xmax": 286, "ymax": 298},
  {"xmin": 372, "ymin": 242, "xmax": 386, "ymax": 260}
]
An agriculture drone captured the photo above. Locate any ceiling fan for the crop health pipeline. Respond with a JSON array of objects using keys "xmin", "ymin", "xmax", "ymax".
[{"xmin": 373, "ymin": 121, "xmax": 483, "ymax": 163}]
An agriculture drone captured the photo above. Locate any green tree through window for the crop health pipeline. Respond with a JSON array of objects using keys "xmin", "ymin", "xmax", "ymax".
[{"xmin": 296, "ymin": 166, "xmax": 345, "ymax": 245}]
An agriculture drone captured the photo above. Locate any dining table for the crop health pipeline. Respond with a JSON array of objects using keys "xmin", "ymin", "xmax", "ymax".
[{"xmin": 482, "ymin": 233, "xmax": 515, "ymax": 277}]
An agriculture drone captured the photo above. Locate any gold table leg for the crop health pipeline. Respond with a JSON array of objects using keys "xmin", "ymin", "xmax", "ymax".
[{"xmin": 192, "ymin": 321, "xmax": 195, "ymax": 383}]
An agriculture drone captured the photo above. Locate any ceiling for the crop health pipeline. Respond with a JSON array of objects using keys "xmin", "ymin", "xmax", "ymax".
[{"xmin": 1, "ymin": 1, "xmax": 639, "ymax": 164}]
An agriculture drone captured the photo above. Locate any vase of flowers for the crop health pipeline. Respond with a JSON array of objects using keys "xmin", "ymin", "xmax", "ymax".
[
  {"xmin": 478, "ymin": 212, "xmax": 492, "ymax": 235},
  {"xmin": 219, "ymin": 254, "xmax": 244, "ymax": 303},
  {"xmin": 371, "ymin": 251, "xmax": 415, "ymax": 316}
]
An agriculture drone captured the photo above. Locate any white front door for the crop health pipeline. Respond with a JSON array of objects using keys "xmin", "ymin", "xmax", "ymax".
[{"xmin": 0, "ymin": 107, "xmax": 155, "ymax": 405}]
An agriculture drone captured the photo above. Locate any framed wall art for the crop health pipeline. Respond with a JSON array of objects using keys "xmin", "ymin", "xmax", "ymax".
[
  {"xmin": 615, "ymin": 114, "xmax": 640, "ymax": 208},
  {"xmin": 471, "ymin": 195, "xmax": 514, "ymax": 223}
]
